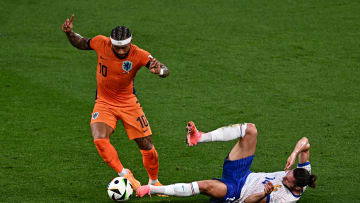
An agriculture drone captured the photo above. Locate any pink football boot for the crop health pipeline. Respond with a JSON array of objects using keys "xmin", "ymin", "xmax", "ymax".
[
  {"xmin": 136, "ymin": 185, "xmax": 151, "ymax": 198},
  {"xmin": 186, "ymin": 121, "xmax": 203, "ymax": 147}
]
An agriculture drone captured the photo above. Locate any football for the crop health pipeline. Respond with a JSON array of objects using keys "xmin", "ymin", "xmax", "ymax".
[{"xmin": 107, "ymin": 177, "xmax": 133, "ymax": 202}]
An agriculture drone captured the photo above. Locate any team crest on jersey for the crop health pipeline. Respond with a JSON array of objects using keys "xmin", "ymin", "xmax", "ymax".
[
  {"xmin": 273, "ymin": 184, "xmax": 282, "ymax": 192},
  {"xmin": 92, "ymin": 112, "xmax": 99, "ymax": 120},
  {"xmin": 122, "ymin": 61, "xmax": 133, "ymax": 73}
]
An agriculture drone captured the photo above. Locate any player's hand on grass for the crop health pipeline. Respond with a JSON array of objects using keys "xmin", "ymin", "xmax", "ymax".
[
  {"xmin": 264, "ymin": 181, "xmax": 274, "ymax": 195},
  {"xmin": 62, "ymin": 14, "xmax": 74, "ymax": 33},
  {"xmin": 149, "ymin": 57, "xmax": 162, "ymax": 74},
  {"xmin": 284, "ymin": 153, "xmax": 296, "ymax": 170}
]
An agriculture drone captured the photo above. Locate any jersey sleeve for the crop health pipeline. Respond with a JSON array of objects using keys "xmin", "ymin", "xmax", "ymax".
[
  {"xmin": 269, "ymin": 194, "xmax": 299, "ymax": 203},
  {"xmin": 89, "ymin": 35, "xmax": 107, "ymax": 51},
  {"xmin": 297, "ymin": 161, "xmax": 311, "ymax": 174},
  {"xmin": 137, "ymin": 48, "xmax": 152, "ymax": 67}
]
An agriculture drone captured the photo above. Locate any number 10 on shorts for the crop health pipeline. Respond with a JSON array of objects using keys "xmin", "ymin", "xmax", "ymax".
[{"xmin": 136, "ymin": 115, "xmax": 149, "ymax": 128}]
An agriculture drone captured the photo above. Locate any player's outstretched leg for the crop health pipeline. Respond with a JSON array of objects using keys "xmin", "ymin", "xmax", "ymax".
[
  {"xmin": 136, "ymin": 180, "xmax": 226, "ymax": 199},
  {"xmin": 137, "ymin": 182, "xmax": 200, "ymax": 198},
  {"xmin": 186, "ymin": 121, "xmax": 247, "ymax": 146}
]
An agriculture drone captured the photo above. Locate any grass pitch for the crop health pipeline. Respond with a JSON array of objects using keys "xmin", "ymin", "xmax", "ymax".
[{"xmin": 1, "ymin": 0, "xmax": 360, "ymax": 202}]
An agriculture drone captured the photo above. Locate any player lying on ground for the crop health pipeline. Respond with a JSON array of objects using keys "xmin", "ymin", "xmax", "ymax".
[
  {"xmin": 137, "ymin": 122, "xmax": 317, "ymax": 202},
  {"xmin": 62, "ymin": 14, "xmax": 170, "ymax": 191}
]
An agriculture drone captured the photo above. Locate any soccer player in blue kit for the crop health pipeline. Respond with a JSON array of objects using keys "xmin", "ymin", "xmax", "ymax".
[{"xmin": 137, "ymin": 121, "xmax": 317, "ymax": 202}]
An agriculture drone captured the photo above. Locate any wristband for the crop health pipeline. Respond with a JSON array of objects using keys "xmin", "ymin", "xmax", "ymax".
[{"xmin": 160, "ymin": 68, "xmax": 164, "ymax": 76}]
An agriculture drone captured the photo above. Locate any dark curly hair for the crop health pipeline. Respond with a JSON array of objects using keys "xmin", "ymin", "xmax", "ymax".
[{"xmin": 293, "ymin": 168, "xmax": 317, "ymax": 188}]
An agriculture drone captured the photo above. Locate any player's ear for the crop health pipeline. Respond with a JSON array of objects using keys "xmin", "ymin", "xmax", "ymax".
[{"xmin": 295, "ymin": 186, "xmax": 302, "ymax": 191}]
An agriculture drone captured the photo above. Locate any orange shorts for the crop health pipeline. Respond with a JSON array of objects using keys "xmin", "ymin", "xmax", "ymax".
[{"xmin": 90, "ymin": 100, "xmax": 152, "ymax": 140}]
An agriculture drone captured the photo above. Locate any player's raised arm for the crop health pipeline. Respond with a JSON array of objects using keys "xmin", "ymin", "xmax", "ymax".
[
  {"xmin": 285, "ymin": 137, "xmax": 311, "ymax": 170},
  {"xmin": 147, "ymin": 57, "xmax": 170, "ymax": 78},
  {"xmin": 62, "ymin": 14, "xmax": 91, "ymax": 50}
]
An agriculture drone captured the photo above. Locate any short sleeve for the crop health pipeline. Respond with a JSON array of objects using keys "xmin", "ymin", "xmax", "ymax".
[
  {"xmin": 136, "ymin": 48, "xmax": 151, "ymax": 67},
  {"xmin": 89, "ymin": 35, "xmax": 107, "ymax": 51},
  {"xmin": 297, "ymin": 162, "xmax": 311, "ymax": 174}
]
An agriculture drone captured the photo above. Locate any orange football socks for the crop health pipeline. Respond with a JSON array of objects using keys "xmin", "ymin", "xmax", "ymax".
[
  {"xmin": 140, "ymin": 146, "xmax": 159, "ymax": 180},
  {"xmin": 94, "ymin": 138, "xmax": 124, "ymax": 173}
]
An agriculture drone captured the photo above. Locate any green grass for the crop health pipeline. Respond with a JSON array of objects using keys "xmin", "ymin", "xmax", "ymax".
[{"xmin": 1, "ymin": 0, "xmax": 360, "ymax": 202}]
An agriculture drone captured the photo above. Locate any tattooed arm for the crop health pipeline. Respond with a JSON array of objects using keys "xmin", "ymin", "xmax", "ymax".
[
  {"xmin": 62, "ymin": 14, "xmax": 91, "ymax": 50},
  {"xmin": 65, "ymin": 31, "xmax": 91, "ymax": 50}
]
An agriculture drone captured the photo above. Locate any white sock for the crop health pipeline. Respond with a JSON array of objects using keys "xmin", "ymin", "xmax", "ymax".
[
  {"xmin": 150, "ymin": 182, "xmax": 200, "ymax": 197},
  {"xmin": 118, "ymin": 168, "xmax": 128, "ymax": 177},
  {"xmin": 148, "ymin": 179, "xmax": 159, "ymax": 185},
  {"xmin": 199, "ymin": 123, "xmax": 247, "ymax": 142}
]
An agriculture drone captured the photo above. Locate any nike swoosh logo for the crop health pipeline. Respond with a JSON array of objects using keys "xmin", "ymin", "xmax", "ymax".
[{"xmin": 143, "ymin": 129, "xmax": 148, "ymax": 133}]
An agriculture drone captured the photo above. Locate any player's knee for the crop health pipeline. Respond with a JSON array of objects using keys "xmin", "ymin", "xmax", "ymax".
[
  {"xmin": 92, "ymin": 131, "xmax": 108, "ymax": 140},
  {"xmin": 135, "ymin": 136, "xmax": 153, "ymax": 150},
  {"xmin": 91, "ymin": 123, "xmax": 113, "ymax": 140},
  {"xmin": 246, "ymin": 123, "xmax": 258, "ymax": 137},
  {"xmin": 198, "ymin": 181, "xmax": 212, "ymax": 194},
  {"xmin": 198, "ymin": 180, "xmax": 226, "ymax": 198}
]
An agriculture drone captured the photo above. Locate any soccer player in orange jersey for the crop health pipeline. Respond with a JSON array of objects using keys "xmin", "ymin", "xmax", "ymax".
[{"xmin": 62, "ymin": 14, "xmax": 169, "ymax": 191}]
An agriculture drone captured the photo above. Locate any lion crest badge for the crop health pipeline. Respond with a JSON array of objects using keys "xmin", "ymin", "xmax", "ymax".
[{"xmin": 122, "ymin": 61, "xmax": 133, "ymax": 73}]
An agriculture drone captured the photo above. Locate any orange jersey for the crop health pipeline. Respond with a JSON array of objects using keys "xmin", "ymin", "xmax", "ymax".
[{"xmin": 89, "ymin": 35, "xmax": 151, "ymax": 106}]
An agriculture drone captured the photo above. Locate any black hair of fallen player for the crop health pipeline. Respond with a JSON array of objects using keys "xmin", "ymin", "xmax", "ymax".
[{"xmin": 293, "ymin": 168, "xmax": 317, "ymax": 188}]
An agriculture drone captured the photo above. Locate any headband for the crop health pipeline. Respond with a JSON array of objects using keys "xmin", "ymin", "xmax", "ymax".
[{"xmin": 110, "ymin": 35, "xmax": 132, "ymax": 46}]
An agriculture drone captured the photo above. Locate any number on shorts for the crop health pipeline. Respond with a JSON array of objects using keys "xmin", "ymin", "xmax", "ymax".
[{"xmin": 136, "ymin": 115, "xmax": 149, "ymax": 128}]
